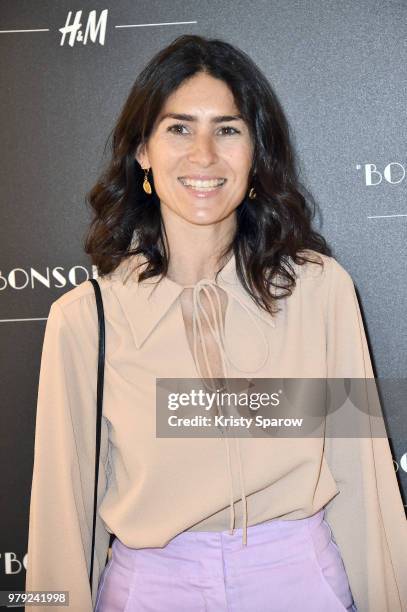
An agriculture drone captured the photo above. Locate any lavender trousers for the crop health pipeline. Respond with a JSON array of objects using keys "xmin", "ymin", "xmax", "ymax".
[{"xmin": 94, "ymin": 508, "xmax": 357, "ymax": 611}]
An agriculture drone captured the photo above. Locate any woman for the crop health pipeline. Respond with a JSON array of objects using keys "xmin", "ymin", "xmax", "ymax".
[{"xmin": 25, "ymin": 35, "xmax": 406, "ymax": 611}]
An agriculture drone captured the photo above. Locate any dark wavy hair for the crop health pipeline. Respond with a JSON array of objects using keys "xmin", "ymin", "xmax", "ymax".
[{"xmin": 84, "ymin": 34, "xmax": 332, "ymax": 316}]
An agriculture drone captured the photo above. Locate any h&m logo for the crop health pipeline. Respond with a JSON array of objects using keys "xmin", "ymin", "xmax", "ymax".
[{"xmin": 59, "ymin": 9, "xmax": 108, "ymax": 47}]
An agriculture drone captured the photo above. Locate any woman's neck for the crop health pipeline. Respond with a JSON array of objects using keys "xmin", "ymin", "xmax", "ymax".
[{"xmin": 162, "ymin": 211, "xmax": 237, "ymax": 286}]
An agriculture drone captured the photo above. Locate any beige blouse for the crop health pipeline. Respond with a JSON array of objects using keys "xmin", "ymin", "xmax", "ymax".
[{"xmin": 25, "ymin": 249, "xmax": 407, "ymax": 611}]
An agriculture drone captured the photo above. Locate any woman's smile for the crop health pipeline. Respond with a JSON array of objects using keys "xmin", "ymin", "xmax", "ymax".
[{"xmin": 178, "ymin": 176, "xmax": 227, "ymax": 198}]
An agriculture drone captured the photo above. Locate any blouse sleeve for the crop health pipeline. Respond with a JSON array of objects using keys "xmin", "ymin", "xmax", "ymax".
[
  {"xmin": 323, "ymin": 257, "xmax": 407, "ymax": 612},
  {"xmin": 25, "ymin": 300, "xmax": 111, "ymax": 612}
]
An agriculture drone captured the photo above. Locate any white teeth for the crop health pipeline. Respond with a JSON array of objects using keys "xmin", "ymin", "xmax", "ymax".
[{"xmin": 179, "ymin": 178, "xmax": 226, "ymax": 188}]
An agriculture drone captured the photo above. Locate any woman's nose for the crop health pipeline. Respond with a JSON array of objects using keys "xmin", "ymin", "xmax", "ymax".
[{"xmin": 187, "ymin": 135, "xmax": 218, "ymax": 165}]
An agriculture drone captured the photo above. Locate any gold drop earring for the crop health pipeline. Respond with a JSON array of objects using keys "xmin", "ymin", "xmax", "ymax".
[
  {"xmin": 248, "ymin": 186, "xmax": 257, "ymax": 199},
  {"xmin": 143, "ymin": 167, "xmax": 152, "ymax": 195}
]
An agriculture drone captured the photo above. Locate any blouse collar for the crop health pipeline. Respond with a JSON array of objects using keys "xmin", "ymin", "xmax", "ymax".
[{"xmin": 108, "ymin": 252, "xmax": 276, "ymax": 350}]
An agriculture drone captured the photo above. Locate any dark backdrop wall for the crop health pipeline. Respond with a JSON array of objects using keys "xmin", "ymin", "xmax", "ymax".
[{"xmin": 1, "ymin": 0, "xmax": 406, "ymax": 601}]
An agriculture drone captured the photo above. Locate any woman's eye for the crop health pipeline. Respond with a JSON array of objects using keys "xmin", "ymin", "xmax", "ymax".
[
  {"xmin": 219, "ymin": 126, "xmax": 240, "ymax": 135},
  {"xmin": 167, "ymin": 124, "xmax": 188, "ymax": 134}
]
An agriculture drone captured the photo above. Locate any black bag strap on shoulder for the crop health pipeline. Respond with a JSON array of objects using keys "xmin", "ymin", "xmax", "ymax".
[{"xmin": 88, "ymin": 278, "xmax": 105, "ymax": 596}]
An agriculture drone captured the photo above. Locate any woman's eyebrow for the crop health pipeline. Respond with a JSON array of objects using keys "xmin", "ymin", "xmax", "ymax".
[{"xmin": 158, "ymin": 112, "xmax": 243, "ymax": 125}]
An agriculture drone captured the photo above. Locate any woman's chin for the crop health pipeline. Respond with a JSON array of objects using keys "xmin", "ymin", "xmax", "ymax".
[
  {"xmin": 160, "ymin": 199, "xmax": 234, "ymax": 225},
  {"xmin": 182, "ymin": 208, "xmax": 227, "ymax": 225}
]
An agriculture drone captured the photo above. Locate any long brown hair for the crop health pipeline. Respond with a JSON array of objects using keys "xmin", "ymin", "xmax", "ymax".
[{"xmin": 84, "ymin": 34, "xmax": 331, "ymax": 316}]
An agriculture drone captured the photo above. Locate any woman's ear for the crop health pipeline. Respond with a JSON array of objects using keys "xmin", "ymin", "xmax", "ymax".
[{"xmin": 135, "ymin": 142, "xmax": 150, "ymax": 169}]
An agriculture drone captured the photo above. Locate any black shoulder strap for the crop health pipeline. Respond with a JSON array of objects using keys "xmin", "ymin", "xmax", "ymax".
[{"xmin": 88, "ymin": 278, "xmax": 105, "ymax": 596}]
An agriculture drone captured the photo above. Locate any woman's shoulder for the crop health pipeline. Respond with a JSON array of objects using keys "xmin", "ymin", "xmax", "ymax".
[
  {"xmin": 49, "ymin": 278, "xmax": 97, "ymax": 318},
  {"xmin": 281, "ymin": 250, "xmax": 356, "ymax": 314},
  {"xmin": 45, "ymin": 273, "xmax": 117, "ymax": 332},
  {"xmin": 49, "ymin": 254, "xmax": 140, "ymax": 312},
  {"xmin": 46, "ymin": 255, "xmax": 145, "ymax": 332},
  {"xmin": 290, "ymin": 249, "xmax": 354, "ymax": 287}
]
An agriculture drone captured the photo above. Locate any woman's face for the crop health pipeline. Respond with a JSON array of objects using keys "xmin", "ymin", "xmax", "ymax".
[{"xmin": 135, "ymin": 72, "xmax": 254, "ymax": 225}]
